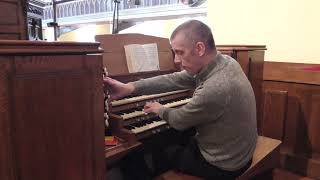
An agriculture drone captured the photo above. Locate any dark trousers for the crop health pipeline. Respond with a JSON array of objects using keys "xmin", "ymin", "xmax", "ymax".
[
  {"xmin": 153, "ymin": 138, "xmax": 252, "ymax": 180},
  {"xmin": 120, "ymin": 133, "xmax": 251, "ymax": 180}
]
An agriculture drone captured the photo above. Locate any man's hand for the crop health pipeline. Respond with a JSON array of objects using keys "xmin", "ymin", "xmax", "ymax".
[
  {"xmin": 103, "ymin": 77, "xmax": 134, "ymax": 101},
  {"xmin": 143, "ymin": 102, "xmax": 163, "ymax": 115}
]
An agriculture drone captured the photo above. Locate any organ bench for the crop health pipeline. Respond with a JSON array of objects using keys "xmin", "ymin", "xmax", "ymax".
[{"xmin": 155, "ymin": 136, "xmax": 281, "ymax": 180}]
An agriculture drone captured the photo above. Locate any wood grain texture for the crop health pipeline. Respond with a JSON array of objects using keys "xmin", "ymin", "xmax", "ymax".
[
  {"xmin": 273, "ymin": 168, "xmax": 315, "ymax": 180},
  {"xmin": 263, "ymin": 81, "xmax": 320, "ymax": 156},
  {"xmin": 0, "ymin": 0, "xmax": 27, "ymax": 40},
  {"xmin": 281, "ymin": 152, "xmax": 320, "ymax": 179},
  {"xmin": 96, "ymin": 34, "xmax": 176, "ymax": 76},
  {"xmin": 263, "ymin": 62, "xmax": 320, "ymax": 179},
  {"xmin": 0, "ymin": 41, "xmax": 105, "ymax": 180},
  {"xmin": 0, "ymin": 40, "xmax": 102, "ymax": 55},
  {"xmin": 264, "ymin": 62, "xmax": 320, "ymax": 85},
  {"xmin": 309, "ymin": 94, "xmax": 320, "ymax": 159},
  {"xmin": 262, "ymin": 90, "xmax": 288, "ymax": 140},
  {"xmin": 238, "ymin": 136, "xmax": 281, "ymax": 180},
  {"xmin": 0, "ymin": 57, "xmax": 15, "ymax": 180}
]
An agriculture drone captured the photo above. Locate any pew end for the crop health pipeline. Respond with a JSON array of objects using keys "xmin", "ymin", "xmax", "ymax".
[{"xmin": 154, "ymin": 136, "xmax": 282, "ymax": 180}]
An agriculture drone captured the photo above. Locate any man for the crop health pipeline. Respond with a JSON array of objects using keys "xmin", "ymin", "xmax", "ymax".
[{"xmin": 104, "ymin": 20, "xmax": 257, "ymax": 179}]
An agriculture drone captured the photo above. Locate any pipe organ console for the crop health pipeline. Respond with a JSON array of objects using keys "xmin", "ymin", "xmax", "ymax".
[{"xmin": 96, "ymin": 34, "xmax": 266, "ymax": 164}]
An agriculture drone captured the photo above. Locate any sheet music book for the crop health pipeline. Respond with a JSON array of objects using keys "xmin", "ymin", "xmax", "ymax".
[{"xmin": 124, "ymin": 43, "xmax": 160, "ymax": 73}]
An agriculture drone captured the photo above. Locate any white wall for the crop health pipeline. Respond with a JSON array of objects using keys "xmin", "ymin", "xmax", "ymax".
[{"xmin": 207, "ymin": 0, "xmax": 320, "ymax": 64}]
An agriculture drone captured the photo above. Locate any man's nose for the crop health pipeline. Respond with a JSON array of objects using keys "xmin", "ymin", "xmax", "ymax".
[{"xmin": 174, "ymin": 56, "xmax": 182, "ymax": 65}]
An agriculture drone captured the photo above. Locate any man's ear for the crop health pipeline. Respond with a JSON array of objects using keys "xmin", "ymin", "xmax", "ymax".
[{"xmin": 195, "ymin": 42, "xmax": 206, "ymax": 56}]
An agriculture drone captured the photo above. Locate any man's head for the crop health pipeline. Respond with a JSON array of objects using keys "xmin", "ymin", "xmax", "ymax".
[{"xmin": 170, "ymin": 20, "xmax": 216, "ymax": 75}]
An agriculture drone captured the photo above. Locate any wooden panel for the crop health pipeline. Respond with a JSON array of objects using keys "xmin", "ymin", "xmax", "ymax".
[
  {"xmin": 262, "ymin": 90, "xmax": 287, "ymax": 140},
  {"xmin": 273, "ymin": 168, "xmax": 315, "ymax": 180},
  {"xmin": 263, "ymin": 62, "xmax": 320, "ymax": 179},
  {"xmin": 264, "ymin": 62, "xmax": 320, "ymax": 85},
  {"xmin": 102, "ymin": 51, "xmax": 174, "ymax": 75},
  {"xmin": 84, "ymin": 55, "xmax": 105, "ymax": 180},
  {"xmin": 281, "ymin": 153, "xmax": 320, "ymax": 179},
  {"xmin": 13, "ymin": 71, "xmax": 93, "ymax": 180},
  {"xmin": 96, "ymin": 33, "xmax": 171, "ymax": 53},
  {"xmin": 0, "ymin": 42, "xmax": 105, "ymax": 180},
  {"xmin": 248, "ymin": 50, "xmax": 265, "ymax": 134},
  {"xmin": 283, "ymin": 96, "xmax": 301, "ymax": 154},
  {"xmin": 0, "ymin": 1, "xmax": 19, "ymax": 24},
  {"xmin": 0, "ymin": 34, "xmax": 19, "ymax": 40},
  {"xmin": 263, "ymin": 81, "xmax": 320, "ymax": 155},
  {"xmin": 14, "ymin": 56, "xmax": 83, "ymax": 73},
  {"xmin": 109, "ymin": 70, "xmax": 175, "ymax": 83},
  {"xmin": 309, "ymin": 94, "xmax": 320, "ymax": 159},
  {"xmin": 102, "ymin": 52, "xmax": 128, "ymax": 75},
  {"xmin": 96, "ymin": 34, "xmax": 176, "ymax": 76},
  {"xmin": 217, "ymin": 45, "xmax": 266, "ymax": 50},
  {"xmin": 235, "ymin": 51, "xmax": 250, "ymax": 76},
  {"xmin": 0, "ymin": 57, "xmax": 15, "ymax": 180},
  {"xmin": 0, "ymin": 0, "xmax": 27, "ymax": 40},
  {"xmin": 0, "ymin": 40, "xmax": 102, "ymax": 55}
]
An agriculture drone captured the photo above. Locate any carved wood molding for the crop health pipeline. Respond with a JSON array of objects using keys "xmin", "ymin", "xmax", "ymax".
[{"xmin": 264, "ymin": 62, "xmax": 320, "ymax": 85}]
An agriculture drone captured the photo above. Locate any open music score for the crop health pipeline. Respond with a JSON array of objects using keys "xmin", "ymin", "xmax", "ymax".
[{"xmin": 107, "ymin": 89, "xmax": 192, "ymax": 143}]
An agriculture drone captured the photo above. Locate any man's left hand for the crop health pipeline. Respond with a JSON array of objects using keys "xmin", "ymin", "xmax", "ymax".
[{"xmin": 143, "ymin": 102, "xmax": 163, "ymax": 115}]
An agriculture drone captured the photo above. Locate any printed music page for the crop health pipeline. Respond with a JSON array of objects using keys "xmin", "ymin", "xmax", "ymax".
[{"xmin": 124, "ymin": 43, "xmax": 160, "ymax": 73}]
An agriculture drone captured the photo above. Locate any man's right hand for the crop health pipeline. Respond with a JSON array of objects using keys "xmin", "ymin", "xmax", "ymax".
[{"xmin": 103, "ymin": 77, "xmax": 135, "ymax": 101}]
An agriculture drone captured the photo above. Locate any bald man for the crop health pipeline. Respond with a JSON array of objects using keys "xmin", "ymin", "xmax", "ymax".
[{"xmin": 105, "ymin": 20, "xmax": 257, "ymax": 180}]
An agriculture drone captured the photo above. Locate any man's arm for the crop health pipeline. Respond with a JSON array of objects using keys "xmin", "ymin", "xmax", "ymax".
[
  {"xmin": 132, "ymin": 70, "xmax": 195, "ymax": 95},
  {"xmin": 158, "ymin": 83, "xmax": 230, "ymax": 131},
  {"xmin": 103, "ymin": 77, "xmax": 135, "ymax": 101}
]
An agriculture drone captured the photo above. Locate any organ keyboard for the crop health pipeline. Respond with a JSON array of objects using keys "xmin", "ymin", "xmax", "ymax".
[
  {"xmin": 111, "ymin": 89, "xmax": 189, "ymax": 106},
  {"xmin": 107, "ymin": 90, "xmax": 192, "ymax": 144}
]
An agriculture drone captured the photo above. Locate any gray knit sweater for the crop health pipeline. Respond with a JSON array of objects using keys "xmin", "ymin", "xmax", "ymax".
[{"xmin": 132, "ymin": 52, "xmax": 257, "ymax": 171}]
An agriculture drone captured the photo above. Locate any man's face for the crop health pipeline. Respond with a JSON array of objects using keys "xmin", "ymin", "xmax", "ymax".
[{"xmin": 171, "ymin": 33, "xmax": 202, "ymax": 75}]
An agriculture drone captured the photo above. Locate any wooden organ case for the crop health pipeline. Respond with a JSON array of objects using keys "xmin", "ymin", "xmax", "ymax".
[
  {"xmin": 0, "ymin": 40, "xmax": 105, "ymax": 180},
  {"xmin": 96, "ymin": 34, "xmax": 266, "ymax": 163},
  {"xmin": 0, "ymin": 0, "xmax": 27, "ymax": 40}
]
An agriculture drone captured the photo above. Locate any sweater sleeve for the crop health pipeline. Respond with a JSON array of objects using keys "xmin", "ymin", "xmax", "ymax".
[
  {"xmin": 132, "ymin": 70, "xmax": 196, "ymax": 95},
  {"xmin": 159, "ymin": 82, "xmax": 231, "ymax": 131}
]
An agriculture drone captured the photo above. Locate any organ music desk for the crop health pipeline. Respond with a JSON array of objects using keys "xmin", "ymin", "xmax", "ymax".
[{"xmin": 96, "ymin": 34, "xmax": 266, "ymax": 167}]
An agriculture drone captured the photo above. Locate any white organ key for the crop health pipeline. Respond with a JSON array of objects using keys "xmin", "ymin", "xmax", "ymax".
[
  {"xmin": 163, "ymin": 98, "xmax": 191, "ymax": 108},
  {"xmin": 122, "ymin": 111, "xmax": 145, "ymax": 119},
  {"xmin": 131, "ymin": 120, "xmax": 167, "ymax": 134},
  {"xmin": 111, "ymin": 89, "xmax": 189, "ymax": 106},
  {"xmin": 120, "ymin": 98, "xmax": 191, "ymax": 120}
]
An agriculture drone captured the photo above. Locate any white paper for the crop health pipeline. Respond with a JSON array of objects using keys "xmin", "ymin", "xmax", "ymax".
[{"xmin": 124, "ymin": 43, "xmax": 160, "ymax": 73}]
